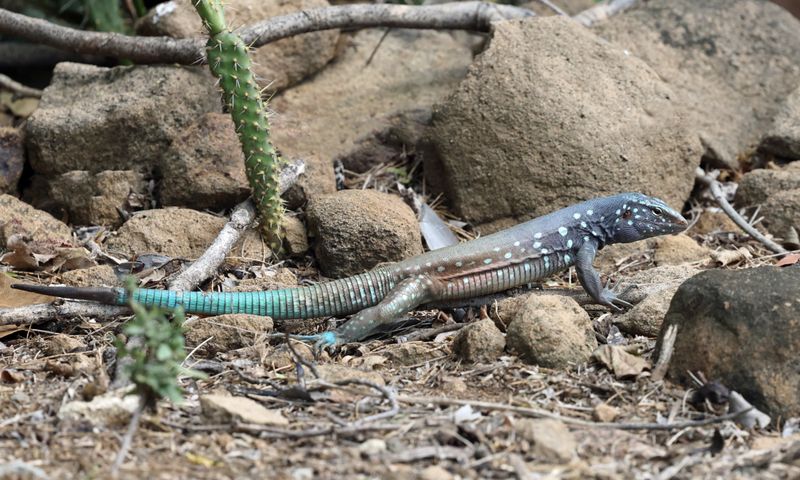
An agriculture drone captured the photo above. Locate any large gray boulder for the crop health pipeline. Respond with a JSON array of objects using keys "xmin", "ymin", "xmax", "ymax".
[
  {"xmin": 427, "ymin": 17, "xmax": 699, "ymax": 226},
  {"xmin": 597, "ymin": 0, "xmax": 800, "ymax": 169},
  {"xmin": 658, "ymin": 266, "xmax": 800, "ymax": 418},
  {"xmin": 26, "ymin": 63, "xmax": 219, "ymax": 176}
]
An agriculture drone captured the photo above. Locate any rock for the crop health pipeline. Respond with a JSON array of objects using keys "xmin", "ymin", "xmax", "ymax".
[
  {"xmin": 593, "ymin": 240, "xmax": 653, "ymax": 272},
  {"xmin": 736, "ymin": 165, "xmax": 800, "ymax": 206},
  {"xmin": 262, "ymin": 341, "xmax": 319, "ymax": 370},
  {"xmin": 158, "ymin": 113, "xmax": 250, "ymax": 210},
  {"xmin": 104, "ymin": 208, "xmax": 268, "ymax": 260},
  {"xmin": 593, "ymin": 403, "xmax": 619, "ymax": 423},
  {"xmin": 692, "ymin": 209, "xmax": 739, "ymax": 235},
  {"xmin": 653, "ymin": 234, "xmax": 709, "ymax": 266},
  {"xmin": 60, "ymin": 265, "xmax": 120, "ymax": 288},
  {"xmin": 306, "ymin": 190, "xmax": 422, "ymax": 278},
  {"xmin": 597, "ymin": 0, "xmax": 800, "ymax": 169},
  {"xmin": 614, "ymin": 287, "xmax": 679, "ymax": 337},
  {"xmin": 200, "ymin": 393, "xmax": 288, "ymax": 425},
  {"xmin": 427, "ymin": 17, "xmax": 699, "ymax": 226},
  {"xmin": 35, "ymin": 333, "xmax": 86, "ymax": 356},
  {"xmin": 358, "ymin": 438, "xmax": 387, "ymax": 456},
  {"xmin": 0, "ymin": 127, "xmax": 23, "ymax": 194},
  {"xmin": 48, "ymin": 170, "xmax": 146, "ymax": 226},
  {"xmin": 419, "ymin": 465, "xmax": 454, "ymax": 480},
  {"xmin": 26, "ymin": 63, "xmax": 219, "ymax": 176},
  {"xmin": 759, "ymin": 85, "xmax": 800, "ymax": 160},
  {"xmin": 281, "ymin": 215, "xmax": 309, "ymax": 256},
  {"xmin": 659, "ymin": 266, "xmax": 800, "ymax": 418},
  {"xmin": 315, "ymin": 364, "xmax": 385, "ymax": 386},
  {"xmin": 517, "ymin": 419, "xmax": 576, "ymax": 463},
  {"xmin": 271, "ymin": 117, "xmax": 337, "ymax": 209},
  {"xmin": 0, "ymin": 194, "xmax": 74, "ymax": 247},
  {"xmin": 184, "ymin": 314, "xmax": 273, "ymax": 357},
  {"xmin": 273, "ymin": 28, "xmax": 476, "ymax": 172},
  {"xmin": 761, "ymin": 188, "xmax": 800, "ymax": 238},
  {"xmin": 452, "ymin": 319, "xmax": 505, "ymax": 363},
  {"xmin": 231, "ymin": 267, "xmax": 298, "ymax": 291},
  {"xmin": 380, "ymin": 341, "xmax": 441, "ymax": 367},
  {"xmin": 58, "ymin": 392, "xmax": 139, "ymax": 427},
  {"xmin": 506, "ymin": 295, "xmax": 596, "ymax": 368},
  {"xmin": 137, "ymin": 0, "xmax": 338, "ymax": 93}
]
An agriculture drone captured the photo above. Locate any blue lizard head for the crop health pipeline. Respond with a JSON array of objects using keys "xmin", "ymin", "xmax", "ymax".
[{"xmin": 607, "ymin": 193, "xmax": 687, "ymax": 243}]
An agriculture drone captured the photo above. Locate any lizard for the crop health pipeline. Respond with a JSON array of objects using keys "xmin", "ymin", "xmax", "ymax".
[{"xmin": 12, "ymin": 192, "xmax": 687, "ymax": 350}]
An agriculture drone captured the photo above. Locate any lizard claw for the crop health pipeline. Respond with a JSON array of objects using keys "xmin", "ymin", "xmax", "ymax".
[
  {"xmin": 312, "ymin": 331, "xmax": 342, "ymax": 356},
  {"xmin": 600, "ymin": 278, "xmax": 634, "ymax": 311},
  {"xmin": 270, "ymin": 331, "xmax": 344, "ymax": 356}
]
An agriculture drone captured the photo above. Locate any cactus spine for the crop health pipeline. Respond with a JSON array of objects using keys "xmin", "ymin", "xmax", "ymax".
[{"xmin": 193, "ymin": 0, "xmax": 284, "ymax": 250}]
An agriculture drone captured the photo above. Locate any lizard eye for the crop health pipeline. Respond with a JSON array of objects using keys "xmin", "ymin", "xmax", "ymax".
[
  {"xmin": 652, "ymin": 207, "xmax": 663, "ymax": 216},
  {"xmin": 622, "ymin": 209, "xmax": 632, "ymax": 219}
]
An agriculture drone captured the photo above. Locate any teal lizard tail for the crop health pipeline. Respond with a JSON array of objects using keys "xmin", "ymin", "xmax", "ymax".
[{"xmin": 12, "ymin": 269, "xmax": 397, "ymax": 319}]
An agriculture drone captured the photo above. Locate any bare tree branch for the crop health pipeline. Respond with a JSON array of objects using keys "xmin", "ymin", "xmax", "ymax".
[
  {"xmin": 695, "ymin": 168, "xmax": 789, "ymax": 256},
  {"xmin": 168, "ymin": 159, "xmax": 305, "ymax": 292},
  {"xmin": 0, "ymin": 73, "xmax": 43, "ymax": 97},
  {"xmin": 574, "ymin": 0, "xmax": 637, "ymax": 26},
  {"xmin": 0, "ymin": 300, "xmax": 129, "ymax": 326},
  {"xmin": 0, "ymin": 2, "xmax": 533, "ymax": 65}
]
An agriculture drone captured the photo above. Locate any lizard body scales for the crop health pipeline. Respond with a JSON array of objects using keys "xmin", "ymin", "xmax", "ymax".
[{"xmin": 12, "ymin": 193, "xmax": 687, "ymax": 348}]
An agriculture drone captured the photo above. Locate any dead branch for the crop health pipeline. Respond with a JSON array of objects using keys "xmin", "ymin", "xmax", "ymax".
[
  {"xmin": 652, "ymin": 324, "xmax": 677, "ymax": 382},
  {"xmin": 398, "ymin": 395, "xmax": 751, "ymax": 430},
  {"xmin": 168, "ymin": 159, "xmax": 305, "ymax": 292},
  {"xmin": 695, "ymin": 168, "xmax": 788, "ymax": 255},
  {"xmin": 0, "ymin": 73, "xmax": 43, "ymax": 97},
  {"xmin": 111, "ymin": 397, "xmax": 145, "ymax": 477},
  {"xmin": 0, "ymin": 2, "xmax": 532, "ymax": 65},
  {"xmin": 573, "ymin": 0, "xmax": 637, "ymax": 26},
  {"xmin": 0, "ymin": 300, "xmax": 129, "ymax": 326}
]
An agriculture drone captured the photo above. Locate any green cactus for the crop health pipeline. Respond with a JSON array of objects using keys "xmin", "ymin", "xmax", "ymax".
[{"xmin": 193, "ymin": 0, "xmax": 284, "ymax": 250}]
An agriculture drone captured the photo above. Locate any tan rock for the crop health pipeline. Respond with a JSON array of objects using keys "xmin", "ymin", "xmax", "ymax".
[
  {"xmin": 60, "ymin": 265, "xmax": 121, "ymax": 288},
  {"xmin": 452, "ymin": 319, "xmax": 505, "ymax": 363},
  {"xmin": 104, "ymin": 208, "xmax": 268, "ymax": 261},
  {"xmin": 593, "ymin": 403, "xmax": 619, "ymax": 423},
  {"xmin": 517, "ymin": 419, "xmax": 576, "ymax": 463},
  {"xmin": 428, "ymin": 16, "xmax": 698, "ymax": 226},
  {"xmin": 0, "ymin": 194, "xmax": 74, "ymax": 247},
  {"xmin": 200, "ymin": 393, "xmax": 288, "ymax": 425},
  {"xmin": 307, "ymin": 190, "xmax": 422, "ymax": 278},
  {"xmin": 613, "ymin": 287, "xmax": 679, "ymax": 337},
  {"xmin": 653, "ymin": 234, "xmax": 710, "ymax": 266},
  {"xmin": 184, "ymin": 314, "xmax": 273, "ymax": 357},
  {"xmin": 506, "ymin": 295, "xmax": 596, "ymax": 368}
]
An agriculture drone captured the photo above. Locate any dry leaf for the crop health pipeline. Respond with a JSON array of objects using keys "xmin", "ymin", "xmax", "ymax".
[
  {"xmin": 776, "ymin": 253, "xmax": 800, "ymax": 267},
  {"xmin": 0, "ymin": 273, "xmax": 54, "ymax": 308},
  {"xmin": 592, "ymin": 344, "xmax": 651, "ymax": 379},
  {"xmin": 710, "ymin": 247, "xmax": 753, "ymax": 266},
  {"xmin": 0, "ymin": 368, "xmax": 24, "ymax": 383}
]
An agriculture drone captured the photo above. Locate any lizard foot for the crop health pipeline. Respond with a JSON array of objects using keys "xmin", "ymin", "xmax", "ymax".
[
  {"xmin": 268, "ymin": 331, "xmax": 344, "ymax": 356},
  {"xmin": 599, "ymin": 278, "xmax": 634, "ymax": 311}
]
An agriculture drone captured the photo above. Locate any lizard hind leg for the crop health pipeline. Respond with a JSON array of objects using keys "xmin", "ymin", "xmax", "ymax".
[{"xmin": 316, "ymin": 274, "xmax": 442, "ymax": 350}]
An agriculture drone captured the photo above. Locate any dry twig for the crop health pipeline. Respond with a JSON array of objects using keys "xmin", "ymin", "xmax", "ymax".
[
  {"xmin": 0, "ymin": 73, "xmax": 43, "ymax": 97},
  {"xmin": 695, "ymin": 168, "xmax": 788, "ymax": 255},
  {"xmin": 652, "ymin": 324, "xmax": 677, "ymax": 382},
  {"xmin": 0, "ymin": 3, "xmax": 532, "ymax": 65},
  {"xmin": 573, "ymin": 0, "xmax": 637, "ymax": 26},
  {"xmin": 398, "ymin": 395, "xmax": 751, "ymax": 430},
  {"xmin": 168, "ymin": 159, "xmax": 305, "ymax": 292},
  {"xmin": 0, "ymin": 300, "xmax": 128, "ymax": 326}
]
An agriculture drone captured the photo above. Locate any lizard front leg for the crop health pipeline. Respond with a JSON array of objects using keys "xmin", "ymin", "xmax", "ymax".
[
  {"xmin": 575, "ymin": 241, "xmax": 632, "ymax": 311},
  {"xmin": 313, "ymin": 274, "xmax": 442, "ymax": 350}
]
